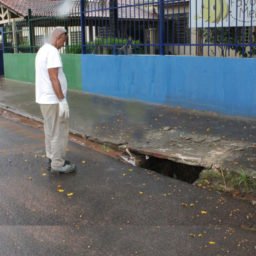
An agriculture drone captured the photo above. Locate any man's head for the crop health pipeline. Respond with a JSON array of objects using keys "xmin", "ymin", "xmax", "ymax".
[{"xmin": 49, "ymin": 27, "xmax": 67, "ymax": 49}]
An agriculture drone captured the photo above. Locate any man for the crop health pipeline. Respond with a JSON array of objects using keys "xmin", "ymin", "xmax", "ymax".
[{"xmin": 35, "ymin": 27, "xmax": 76, "ymax": 173}]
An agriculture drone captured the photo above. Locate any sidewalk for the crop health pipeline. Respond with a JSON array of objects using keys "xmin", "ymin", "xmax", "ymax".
[{"xmin": 0, "ymin": 78, "xmax": 256, "ymax": 178}]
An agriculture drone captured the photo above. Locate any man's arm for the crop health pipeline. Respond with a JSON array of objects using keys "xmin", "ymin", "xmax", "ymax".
[
  {"xmin": 48, "ymin": 68, "xmax": 64, "ymax": 100},
  {"xmin": 48, "ymin": 67, "xmax": 69, "ymax": 118}
]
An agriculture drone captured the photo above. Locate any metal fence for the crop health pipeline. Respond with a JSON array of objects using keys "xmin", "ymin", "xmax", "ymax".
[{"xmin": 2, "ymin": 0, "xmax": 256, "ymax": 57}]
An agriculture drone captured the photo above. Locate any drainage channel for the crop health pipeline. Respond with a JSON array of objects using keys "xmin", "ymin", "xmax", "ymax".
[{"xmin": 121, "ymin": 150, "xmax": 204, "ymax": 184}]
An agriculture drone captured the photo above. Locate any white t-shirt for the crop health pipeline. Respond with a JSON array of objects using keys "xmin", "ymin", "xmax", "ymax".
[{"xmin": 35, "ymin": 43, "xmax": 67, "ymax": 104}]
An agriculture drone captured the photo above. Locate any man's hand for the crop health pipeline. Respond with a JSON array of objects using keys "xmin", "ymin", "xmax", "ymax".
[{"xmin": 59, "ymin": 98, "xmax": 69, "ymax": 119}]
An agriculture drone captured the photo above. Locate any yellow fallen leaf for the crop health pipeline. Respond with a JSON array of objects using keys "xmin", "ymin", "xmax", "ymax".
[
  {"xmin": 201, "ymin": 211, "xmax": 207, "ymax": 214},
  {"xmin": 123, "ymin": 173, "xmax": 127, "ymax": 176},
  {"xmin": 139, "ymin": 191, "xmax": 144, "ymax": 195},
  {"xmin": 58, "ymin": 189, "xmax": 64, "ymax": 192},
  {"xmin": 189, "ymin": 233, "xmax": 196, "ymax": 238},
  {"xmin": 181, "ymin": 202, "xmax": 188, "ymax": 207},
  {"xmin": 67, "ymin": 193, "xmax": 74, "ymax": 196},
  {"xmin": 24, "ymin": 160, "xmax": 28, "ymax": 162},
  {"xmin": 42, "ymin": 173, "xmax": 47, "ymax": 176},
  {"xmin": 28, "ymin": 177, "xmax": 32, "ymax": 180},
  {"xmin": 206, "ymin": 128, "xmax": 210, "ymax": 132},
  {"xmin": 66, "ymin": 148, "xmax": 70, "ymax": 151},
  {"xmin": 190, "ymin": 203, "xmax": 195, "ymax": 207},
  {"xmin": 128, "ymin": 168, "xmax": 134, "ymax": 172},
  {"xmin": 198, "ymin": 234, "xmax": 203, "ymax": 238},
  {"xmin": 82, "ymin": 160, "xmax": 86, "ymax": 164},
  {"xmin": 209, "ymin": 241, "xmax": 216, "ymax": 245},
  {"xmin": 34, "ymin": 154, "xmax": 38, "ymax": 158}
]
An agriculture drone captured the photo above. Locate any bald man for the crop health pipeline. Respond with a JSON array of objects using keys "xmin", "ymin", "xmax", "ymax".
[{"xmin": 35, "ymin": 27, "xmax": 76, "ymax": 173}]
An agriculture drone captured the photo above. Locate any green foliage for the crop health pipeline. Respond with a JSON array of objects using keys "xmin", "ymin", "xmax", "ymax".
[
  {"xmin": 203, "ymin": 28, "xmax": 256, "ymax": 57},
  {"xmin": 230, "ymin": 169, "xmax": 256, "ymax": 192},
  {"xmin": 200, "ymin": 170, "xmax": 222, "ymax": 179},
  {"xmin": 102, "ymin": 143, "xmax": 110, "ymax": 152},
  {"xmin": 197, "ymin": 169, "xmax": 256, "ymax": 195},
  {"xmin": 65, "ymin": 37, "xmax": 144, "ymax": 55},
  {"xmin": 4, "ymin": 44, "xmax": 39, "ymax": 53},
  {"xmin": 65, "ymin": 44, "xmax": 82, "ymax": 54},
  {"xmin": 18, "ymin": 45, "xmax": 39, "ymax": 53}
]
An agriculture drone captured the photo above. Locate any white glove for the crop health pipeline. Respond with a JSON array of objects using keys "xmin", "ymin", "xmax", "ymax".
[{"xmin": 59, "ymin": 98, "xmax": 69, "ymax": 119}]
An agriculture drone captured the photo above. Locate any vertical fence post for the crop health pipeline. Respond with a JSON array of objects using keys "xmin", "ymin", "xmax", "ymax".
[
  {"xmin": 1, "ymin": 27, "xmax": 5, "ymax": 53},
  {"xmin": 110, "ymin": 0, "xmax": 118, "ymax": 38},
  {"xmin": 28, "ymin": 9, "xmax": 34, "ymax": 53},
  {"xmin": 12, "ymin": 20, "xmax": 18, "ymax": 53},
  {"xmin": 80, "ymin": 0, "xmax": 86, "ymax": 54},
  {"xmin": 158, "ymin": 0, "xmax": 164, "ymax": 55},
  {"xmin": 110, "ymin": 0, "xmax": 118, "ymax": 55},
  {"xmin": 0, "ymin": 27, "xmax": 4, "ymax": 76}
]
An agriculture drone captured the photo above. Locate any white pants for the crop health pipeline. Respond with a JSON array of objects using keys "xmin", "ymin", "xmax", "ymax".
[{"xmin": 40, "ymin": 104, "xmax": 69, "ymax": 169}]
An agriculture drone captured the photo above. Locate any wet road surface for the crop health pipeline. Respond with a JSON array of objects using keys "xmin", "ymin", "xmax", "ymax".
[{"xmin": 0, "ymin": 115, "xmax": 255, "ymax": 256}]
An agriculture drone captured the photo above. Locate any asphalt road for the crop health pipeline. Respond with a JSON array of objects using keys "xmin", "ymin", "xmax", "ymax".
[{"xmin": 0, "ymin": 115, "xmax": 255, "ymax": 256}]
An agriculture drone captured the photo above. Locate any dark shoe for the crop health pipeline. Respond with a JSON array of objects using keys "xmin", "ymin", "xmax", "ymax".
[
  {"xmin": 47, "ymin": 159, "xmax": 51, "ymax": 171},
  {"xmin": 48, "ymin": 159, "xmax": 70, "ymax": 171},
  {"xmin": 51, "ymin": 162, "xmax": 76, "ymax": 174}
]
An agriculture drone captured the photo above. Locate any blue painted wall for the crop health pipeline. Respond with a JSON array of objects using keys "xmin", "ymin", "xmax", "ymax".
[{"xmin": 81, "ymin": 55, "xmax": 256, "ymax": 117}]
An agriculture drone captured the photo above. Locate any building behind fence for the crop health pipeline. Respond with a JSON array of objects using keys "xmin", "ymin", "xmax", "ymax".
[{"xmin": 1, "ymin": 0, "xmax": 256, "ymax": 57}]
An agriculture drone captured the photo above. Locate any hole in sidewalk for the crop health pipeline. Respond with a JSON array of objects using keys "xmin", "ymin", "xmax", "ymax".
[{"xmin": 131, "ymin": 153, "xmax": 204, "ymax": 184}]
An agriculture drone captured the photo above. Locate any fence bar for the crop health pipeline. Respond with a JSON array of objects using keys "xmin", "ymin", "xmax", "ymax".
[
  {"xmin": 80, "ymin": 0, "xmax": 86, "ymax": 54},
  {"xmin": 28, "ymin": 9, "xmax": 34, "ymax": 53},
  {"xmin": 2, "ymin": 0, "xmax": 256, "ymax": 57},
  {"xmin": 158, "ymin": 0, "xmax": 164, "ymax": 55},
  {"xmin": 1, "ymin": 28, "xmax": 5, "ymax": 54}
]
